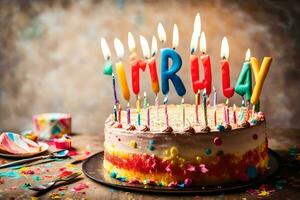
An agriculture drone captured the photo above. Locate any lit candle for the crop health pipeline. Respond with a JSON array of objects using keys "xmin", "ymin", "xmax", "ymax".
[
  {"xmin": 100, "ymin": 38, "xmax": 118, "ymax": 105},
  {"xmin": 190, "ymin": 31, "xmax": 212, "ymax": 95},
  {"xmin": 159, "ymin": 23, "xmax": 186, "ymax": 97},
  {"xmin": 203, "ymin": 89, "xmax": 208, "ymax": 127},
  {"xmin": 233, "ymin": 104, "xmax": 237, "ymax": 124},
  {"xmin": 250, "ymin": 56, "xmax": 273, "ymax": 105},
  {"xmin": 235, "ymin": 49, "xmax": 252, "ymax": 101},
  {"xmin": 128, "ymin": 32, "xmax": 147, "ymax": 96},
  {"xmin": 127, "ymin": 102, "xmax": 130, "ymax": 125},
  {"xmin": 220, "ymin": 37, "xmax": 234, "ymax": 99},
  {"xmin": 164, "ymin": 96, "xmax": 169, "ymax": 127},
  {"xmin": 100, "ymin": 38, "xmax": 113, "ymax": 76},
  {"xmin": 114, "ymin": 38, "xmax": 130, "ymax": 102}
]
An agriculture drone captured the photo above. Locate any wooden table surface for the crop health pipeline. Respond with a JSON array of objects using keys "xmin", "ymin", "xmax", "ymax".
[{"xmin": 0, "ymin": 129, "xmax": 299, "ymax": 200}]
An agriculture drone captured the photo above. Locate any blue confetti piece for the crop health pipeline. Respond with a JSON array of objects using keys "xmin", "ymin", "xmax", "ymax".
[
  {"xmin": 217, "ymin": 124, "xmax": 225, "ymax": 132},
  {"xmin": 0, "ymin": 171, "xmax": 23, "ymax": 179}
]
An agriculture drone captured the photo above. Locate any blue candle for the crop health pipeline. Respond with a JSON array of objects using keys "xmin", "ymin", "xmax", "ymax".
[{"xmin": 160, "ymin": 48, "xmax": 186, "ymax": 97}]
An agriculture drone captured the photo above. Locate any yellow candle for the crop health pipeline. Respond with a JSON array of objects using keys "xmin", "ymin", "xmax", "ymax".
[
  {"xmin": 114, "ymin": 38, "xmax": 131, "ymax": 102},
  {"xmin": 115, "ymin": 61, "xmax": 130, "ymax": 101},
  {"xmin": 250, "ymin": 57, "xmax": 272, "ymax": 105}
]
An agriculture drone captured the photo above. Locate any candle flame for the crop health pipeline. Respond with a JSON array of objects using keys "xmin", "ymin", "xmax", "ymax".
[
  {"xmin": 221, "ymin": 37, "xmax": 229, "ymax": 59},
  {"xmin": 157, "ymin": 23, "xmax": 167, "ymax": 43},
  {"xmin": 226, "ymin": 98, "xmax": 229, "ymax": 105},
  {"xmin": 114, "ymin": 38, "xmax": 125, "ymax": 59},
  {"xmin": 118, "ymin": 103, "xmax": 122, "ymax": 110},
  {"xmin": 245, "ymin": 48, "xmax": 251, "ymax": 61},
  {"xmin": 151, "ymin": 36, "xmax": 157, "ymax": 57},
  {"xmin": 139, "ymin": 35, "xmax": 150, "ymax": 59},
  {"xmin": 233, "ymin": 104, "xmax": 236, "ymax": 110},
  {"xmin": 100, "ymin": 38, "xmax": 111, "ymax": 60},
  {"xmin": 199, "ymin": 31, "xmax": 206, "ymax": 54},
  {"xmin": 172, "ymin": 24, "xmax": 179, "ymax": 49},
  {"xmin": 213, "ymin": 86, "xmax": 216, "ymax": 92},
  {"xmin": 128, "ymin": 32, "xmax": 136, "ymax": 52},
  {"xmin": 193, "ymin": 13, "xmax": 201, "ymax": 38},
  {"xmin": 127, "ymin": 102, "xmax": 130, "ymax": 107},
  {"xmin": 144, "ymin": 91, "xmax": 147, "ymax": 97},
  {"xmin": 163, "ymin": 96, "xmax": 168, "ymax": 104},
  {"xmin": 181, "ymin": 97, "xmax": 185, "ymax": 104},
  {"xmin": 190, "ymin": 32, "xmax": 198, "ymax": 54}
]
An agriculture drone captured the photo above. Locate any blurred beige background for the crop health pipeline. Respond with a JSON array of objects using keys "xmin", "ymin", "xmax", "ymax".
[{"xmin": 0, "ymin": 0, "xmax": 299, "ymax": 136}]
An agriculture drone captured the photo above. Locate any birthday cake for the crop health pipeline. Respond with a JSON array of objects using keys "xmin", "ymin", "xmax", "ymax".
[
  {"xmin": 103, "ymin": 104, "xmax": 268, "ymax": 187},
  {"xmin": 100, "ymin": 13, "xmax": 272, "ymax": 187}
]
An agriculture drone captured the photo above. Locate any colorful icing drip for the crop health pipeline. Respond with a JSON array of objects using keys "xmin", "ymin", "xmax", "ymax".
[{"xmin": 33, "ymin": 113, "xmax": 71, "ymax": 140}]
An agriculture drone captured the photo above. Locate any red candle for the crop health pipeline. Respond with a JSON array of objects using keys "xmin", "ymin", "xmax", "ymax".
[
  {"xmin": 190, "ymin": 32, "xmax": 212, "ymax": 95},
  {"xmin": 130, "ymin": 54, "xmax": 147, "ymax": 96},
  {"xmin": 220, "ymin": 37, "xmax": 234, "ymax": 99},
  {"xmin": 148, "ymin": 57, "xmax": 160, "ymax": 94}
]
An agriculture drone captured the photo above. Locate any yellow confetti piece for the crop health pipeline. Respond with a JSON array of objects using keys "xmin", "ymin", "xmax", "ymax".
[
  {"xmin": 130, "ymin": 140, "xmax": 137, "ymax": 149},
  {"xmin": 258, "ymin": 190, "xmax": 269, "ymax": 197}
]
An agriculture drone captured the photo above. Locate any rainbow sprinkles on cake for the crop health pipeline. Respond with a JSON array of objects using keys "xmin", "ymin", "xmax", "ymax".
[{"xmin": 99, "ymin": 13, "xmax": 272, "ymax": 187}]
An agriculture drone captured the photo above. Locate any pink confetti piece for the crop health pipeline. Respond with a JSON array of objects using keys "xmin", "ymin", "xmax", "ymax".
[{"xmin": 71, "ymin": 183, "xmax": 89, "ymax": 192}]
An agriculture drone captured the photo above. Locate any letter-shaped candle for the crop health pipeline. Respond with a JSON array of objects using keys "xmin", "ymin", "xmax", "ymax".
[
  {"xmin": 114, "ymin": 38, "xmax": 130, "ymax": 101},
  {"xmin": 250, "ymin": 57, "xmax": 272, "ymax": 105},
  {"xmin": 161, "ymin": 49, "xmax": 186, "ymax": 96},
  {"xmin": 220, "ymin": 37, "xmax": 234, "ymax": 98},
  {"xmin": 235, "ymin": 49, "xmax": 252, "ymax": 101},
  {"xmin": 190, "ymin": 32, "xmax": 212, "ymax": 95},
  {"xmin": 140, "ymin": 35, "xmax": 160, "ymax": 94},
  {"xmin": 128, "ymin": 32, "xmax": 147, "ymax": 96}
]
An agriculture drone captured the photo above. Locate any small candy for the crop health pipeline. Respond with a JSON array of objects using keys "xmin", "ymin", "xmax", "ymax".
[
  {"xmin": 213, "ymin": 137, "xmax": 222, "ymax": 146},
  {"xmin": 216, "ymin": 124, "xmax": 225, "ymax": 132},
  {"xmin": 148, "ymin": 145, "xmax": 155, "ymax": 151},
  {"xmin": 186, "ymin": 164, "xmax": 196, "ymax": 172},
  {"xmin": 110, "ymin": 171, "xmax": 117, "ymax": 178},
  {"xmin": 184, "ymin": 178, "xmax": 192, "ymax": 187},
  {"xmin": 149, "ymin": 140, "xmax": 155, "ymax": 145},
  {"xmin": 247, "ymin": 165, "xmax": 257, "ymax": 178},
  {"xmin": 168, "ymin": 181, "xmax": 178, "ymax": 187},
  {"xmin": 251, "ymin": 119, "xmax": 258, "ymax": 125},
  {"xmin": 205, "ymin": 148, "xmax": 212, "ymax": 156},
  {"xmin": 130, "ymin": 140, "xmax": 137, "ymax": 149},
  {"xmin": 170, "ymin": 146, "xmax": 179, "ymax": 156},
  {"xmin": 199, "ymin": 164, "xmax": 209, "ymax": 173}
]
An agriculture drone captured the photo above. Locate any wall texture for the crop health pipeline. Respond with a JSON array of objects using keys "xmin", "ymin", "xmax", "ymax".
[{"xmin": 0, "ymin": 0, "xmax": 299, "ymax": 136}]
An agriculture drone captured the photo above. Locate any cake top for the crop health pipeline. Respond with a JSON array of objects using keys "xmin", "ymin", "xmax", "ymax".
[{"xmin": 105, "ymin": 103, "xmax": 265, "ymax": 134}]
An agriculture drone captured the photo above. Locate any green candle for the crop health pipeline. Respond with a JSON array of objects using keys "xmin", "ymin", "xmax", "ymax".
[{"xmin": 235, "ymin": 49, "xmax": 252, "ymax": 101}]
